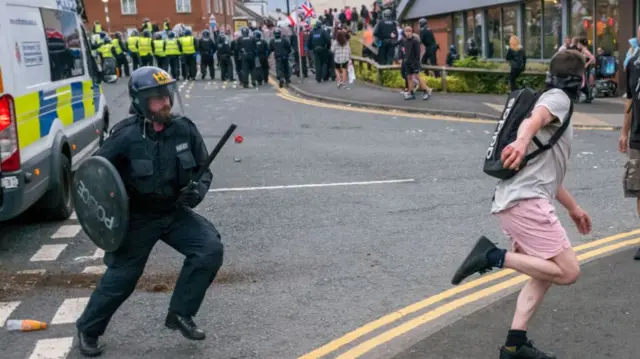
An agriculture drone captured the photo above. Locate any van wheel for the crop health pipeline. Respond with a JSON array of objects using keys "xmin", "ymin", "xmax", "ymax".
[{"xmin": 39, "ymin": 155, "xmax": 74, "ymax": 221}]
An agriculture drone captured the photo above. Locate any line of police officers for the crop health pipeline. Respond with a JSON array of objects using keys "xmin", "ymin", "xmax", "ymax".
[{"xmin": 91, "ymin": 17, "xmax": 363, "ymax": 88}]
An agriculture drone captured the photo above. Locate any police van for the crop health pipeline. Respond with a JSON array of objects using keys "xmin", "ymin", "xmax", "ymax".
[{"xmin": 0, "ymin": 0, "xmax": 110, "ymax": 222}]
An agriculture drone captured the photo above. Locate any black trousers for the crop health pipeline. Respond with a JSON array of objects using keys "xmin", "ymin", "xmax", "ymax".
[
  {"xmin": 116, "ymin": 54, "xmax": 130, "ymax": 77},
  {"xmin": 182, "ymin": 55, "xmax": 197, "ymax": 80},
  {"xmin": 201, "ymin": 55, "xmax": 215, "ymax": 79},
  {"xmin": 130, "ymin": 53, "xmax": 140, "ymax": 71},
  {"xmin": 240, "ymin": 57, "xmax": 255, "ymax": 87},
  {"xmin": 313, "ymin": 48, "xmax": 329, "ymax": 83},
  {"xmin": 219, "ymin": 56, "xmax": 233, "ymax": 81},
  {"xmin": 234, "ymin": 58, "xmax": 242, "ymax": 81},
  {"xmin": 275, "ymin": 56, "xmax": 291, "ymax": 82},
  {"xmin": 76, "ymin": 207, "xmax": 224, "ymax": 337},
  {"xmin": 140, "ymin": 55, "xmax": 153, "ymax": 67},
  {"xmin": 168, "ymin": 55, "xmax": 181, "ymax": 80}
]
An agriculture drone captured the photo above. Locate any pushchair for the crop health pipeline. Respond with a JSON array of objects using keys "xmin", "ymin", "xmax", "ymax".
[{"xmin": 594, "ymin": 55, "xmax": 618, "ymax": 97}]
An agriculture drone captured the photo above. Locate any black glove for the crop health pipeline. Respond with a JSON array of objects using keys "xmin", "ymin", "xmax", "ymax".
[{"xmin": 178, "ymin": 181, "xmax": 202, "ymax": 208}]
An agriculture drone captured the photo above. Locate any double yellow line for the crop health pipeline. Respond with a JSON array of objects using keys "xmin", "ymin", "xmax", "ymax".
[{"xmin": 298, "ymin": 229, "xmax": 640, "ymax": 359}]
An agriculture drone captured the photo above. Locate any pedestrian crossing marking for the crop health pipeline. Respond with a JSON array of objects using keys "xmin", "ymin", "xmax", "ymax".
[
  {"xmin": 51, "ymin": 297, "xmax": 89, "ymax": 325},
  {"xmin": 82, "ymin": 265, "xmax": 106, "ymax": 274},
  {"xmin": 50, "ymin": 225, "xmax": 82, "ymax": 239},
  {"xmin": 17, "ymin": 269, "xmax": 47, "ymax": 275},
  {"xmin": 30, "ymin": 244, "xmax": 68, "ymax": 262},
  {"xmin": 0, "ymin": 301, "xmax": 21, "ymax": 327},
  {"xmin": 28, "ymin": 337, "xmax": 73, "ymax": 359}
]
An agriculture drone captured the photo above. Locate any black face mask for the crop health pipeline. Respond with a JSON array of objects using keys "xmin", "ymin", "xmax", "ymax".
[{"xmin": 545, "ymin": 73, "xmax": 582, "ymax": 102}]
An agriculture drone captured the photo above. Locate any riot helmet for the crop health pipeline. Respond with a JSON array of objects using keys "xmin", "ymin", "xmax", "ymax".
[
  {"xmin": 382, "ymin": 9, "xmax": 392, "ymax": 20},
  {"xmin": 202, "ymin": 30, "xmax": 210, "ymax": 38},
  {"xmin": 184, "ymin": 29, "xmax": 192, "ymax": 36},
  {"xmin": 254, "ymin": 30, "xmax": 262, "ymax": 40},
  {"xmin": 419, "ymin": 18, "xmax": 427, "ymax": 27},
  {"xmin": 128, "ymin": 67, "xmax": 181, "ymax": 125},
  {"xmin": 274, "ymin": 28, "xmax": 281, "ymax": 39},
  {"xmin": 241, "ymin": 27, "xmax": 249, "ymax": 37}
]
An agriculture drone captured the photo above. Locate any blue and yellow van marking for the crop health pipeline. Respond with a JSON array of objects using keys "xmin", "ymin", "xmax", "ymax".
[{"xmin": 14, "ymin": 80, "xmax": 103, "ymax": 150}]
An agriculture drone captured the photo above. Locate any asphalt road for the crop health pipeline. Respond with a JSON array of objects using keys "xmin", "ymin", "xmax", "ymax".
[{"xmin": 0, "ymin": 78, "xmax": 637, "ymax": 359}]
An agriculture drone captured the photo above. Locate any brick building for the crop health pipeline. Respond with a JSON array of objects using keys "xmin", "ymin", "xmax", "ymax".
[{"xmin": 84, "ymin": 0, "xmax": 235, "ymax": 35}]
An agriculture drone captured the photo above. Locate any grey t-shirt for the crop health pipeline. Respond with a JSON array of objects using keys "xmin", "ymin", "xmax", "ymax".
[{"xmin": 491, "ymin": 88, "xmax": 573, "ymax": 213}]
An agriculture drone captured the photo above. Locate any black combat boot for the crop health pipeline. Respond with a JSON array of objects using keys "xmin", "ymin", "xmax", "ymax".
[
  {"xmin": 78, "ymin": 331, "xmax": 104, "ymax": 357},
  {"xmin": 451, "ymin": 236, "xmax": 497, "ymax": 285},
  {"xmin": 165, "ymin": 312, "xmax": 206, "ymax": 340},
  {"xmin": 500, "ymin": 340, "xmax": 556, "ymax": 359}
]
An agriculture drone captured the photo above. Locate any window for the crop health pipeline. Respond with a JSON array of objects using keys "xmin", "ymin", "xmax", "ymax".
[
  {"xmin": 466, "ymin": 10, "xmax": 483, "ymax": 56},
  {"xmin": 502, "ymin": 4, "xmax": 518, "ymax": 51},
  {"xmin": 543, "ymin": 0, "xmax": 563, "ymax": 58},
  {"xmin": 40, "ymin": 8, "xmax": 85, "ymax": 81},
  {"xmin": 121, "ymin": 0, "xmax": 136, "ymax": 15},
  {"xmin": 80, "ymin": 26, "xmax": 99, "ymax": 80},
  {"xmin": 453, "ymin": 12, "xmax": 465, "ymax": 56},
  {"xmin": 487, "ymin": 7, "xmax": 502, "ymax": 59},
  {"xmin": 177, "ymin": 0, "xmax": 191, "ymax": 13},
  {"xmin": 571, "ymin": 0, "xmax": 593, "ymax": 45},
  {"xmin": 524, "ymin": 0, "xmax": 542, "ymax": 59},
  {"xmin": 595, "ymin": 0, "xmax": 618, "ymax": 56}
]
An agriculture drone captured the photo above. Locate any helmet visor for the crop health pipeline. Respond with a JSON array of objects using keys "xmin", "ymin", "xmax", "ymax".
[{"xmin": 137, "ymin": 82, "xmax": 184, "ymax": 124}]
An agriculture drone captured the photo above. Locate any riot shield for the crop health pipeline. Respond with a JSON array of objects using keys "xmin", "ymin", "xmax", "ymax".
[{"xmin": 72, "ymin": 156, "xmax": 129, "ymax": 252}]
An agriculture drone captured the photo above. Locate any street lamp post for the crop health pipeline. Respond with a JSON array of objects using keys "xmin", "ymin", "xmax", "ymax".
[{"xmin": 102, "ymin": 0, "xmax": 111, "ymax": 33}]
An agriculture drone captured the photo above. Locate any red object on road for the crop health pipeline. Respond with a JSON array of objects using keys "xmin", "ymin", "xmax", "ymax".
[{"xmin": 235, "ymin": 135, "xmax": 243, "ymax": 143}]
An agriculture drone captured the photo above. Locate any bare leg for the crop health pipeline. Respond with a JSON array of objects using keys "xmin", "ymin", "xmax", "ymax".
[
  {"xmin": 510, "ymin": 278, "xmax": 552, "ymax": 330},
  {"xmin": 503, "ymin": 246, "xmax": 580, "ymax": 286}
]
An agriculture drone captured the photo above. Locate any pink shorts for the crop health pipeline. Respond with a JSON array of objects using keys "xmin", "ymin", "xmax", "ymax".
[{"xmin": 494, "ymin": 198, "xmax": 571, "ymax": 260}]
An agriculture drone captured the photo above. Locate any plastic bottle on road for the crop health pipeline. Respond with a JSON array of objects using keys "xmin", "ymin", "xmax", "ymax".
[{"xmin": 5, "ymin": 319, "xmax": 47, "ymax": 332}]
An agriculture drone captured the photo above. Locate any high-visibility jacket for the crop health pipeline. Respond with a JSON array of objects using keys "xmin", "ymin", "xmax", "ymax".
[
  {"xmin": 179, "ymin": 36, "xmax": 195, "ymax": 54},
  {"xmin": 142, "ymin": 22, "xmax": 153, "ymax": 32},
  {"xmin": 112, "ymin": 38, "xmax": 124, "ymax": 55},
  {"xmin": 93, "ymin": 24, "xmax": 102, "ymax": 33},
  {"xmin": 138, "ymin": 37, "xmax": 152, "ymax": 56},
  {"xmin": 97, "ymin": 43, "xmax": 114, "ymax": 58},
  {"xmin": 164, "ymin": 21, "xmax": 170, "ymax": 31},
  {"xmin": 127, "ymin": 36, "xmax": 139, "ymax": 52},
  {"xmin": 153, "ymin": 40, "xmax": 165, "ymax": 56},
  {"xmin": 165, "ymin": 39, "xmax": 181, "ymax": 55}
]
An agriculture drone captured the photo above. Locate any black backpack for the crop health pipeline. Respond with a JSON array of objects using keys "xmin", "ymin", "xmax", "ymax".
[{"xmin": 483, "ymin": 87, "xmax": 573, "ymax": 180}]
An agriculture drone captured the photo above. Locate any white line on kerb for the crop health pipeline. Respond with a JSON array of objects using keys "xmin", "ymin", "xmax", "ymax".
[
  {"xmin": 51, "ymin": 298, "xmax": 89, "ymax": 325},
  {"xmin": 28, "ymin": 337, "xmax": 74, "ymax": 359},
  {"xmin": 208, "ymin": 179, "xmax": 416, "ymax": 192}
]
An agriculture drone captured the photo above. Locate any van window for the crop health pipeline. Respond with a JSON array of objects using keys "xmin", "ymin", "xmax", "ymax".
[
  {"xmin": 40, "ymin": 9, "xmax": 85, "ymax": 81},
  {"xmin": 80, "ymin": 26, "xmax": 99, "ymax": 80}
]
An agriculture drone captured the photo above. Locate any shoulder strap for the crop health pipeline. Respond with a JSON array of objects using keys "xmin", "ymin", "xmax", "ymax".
[{"xmin": 526, "ymin": 101, "xmax": 573, "ymax": 160}]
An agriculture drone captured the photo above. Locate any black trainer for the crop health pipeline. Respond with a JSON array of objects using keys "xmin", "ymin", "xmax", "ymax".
[
  {"xmin": 451, "ymin": 236, "xmax": 497, "ymax": 285},
  {"xmin": 165, "ymin": 312, "xmax": 206, "ymax": 340},
  {"xmin": 77, "ymin": 331, "xmax": 104, "ymax": 357},
  {"xmin": 633, "ymin": 247, "xmax": 640, "ymax": 260},
  {"xmin": 499, "ymin": 340, "xmax": 556, "ymax": 359}
]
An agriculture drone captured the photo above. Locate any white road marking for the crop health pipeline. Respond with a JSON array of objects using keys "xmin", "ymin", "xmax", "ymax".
[
  {"xmin": 0, "ymin": 302, "xmax": 21, "ymax": 327},
  {"xmin": 70, "ymin": 211, "xmax": 77, "ymax": 220},
  {"xmin": 82, "ymin": 265, "xmax": 106, "ymax": 274},
  {"xmin": 51, "ymin": 298, "xmax": 89, "ymax": 324},
  {"xmin": 28, "ymin": 337, "xmax": 74, "ymax": 359},
  {"xmin": 50, "ymin": 225, "xmax": 81, "ymax": 239},
  {"xmin": 74, "ymin": 248, "xmax": 104, "ymax": 262},
  {"xmin": 208, "ymin": 179, "xmax": 416, "ymax": 192},
  {"xmin": 30, "ymin": 244, "xmax": 68, "ymax": 262},
  {"xmin": 17, "ymin": 269, "xmax": 47, "ymax": 275}
]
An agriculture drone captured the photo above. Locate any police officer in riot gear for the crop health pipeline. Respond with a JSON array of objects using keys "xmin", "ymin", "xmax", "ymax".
[
  {"xmin": 152, "ymin": 33, "xmax": 167, "ymax": 71},
  {"xmin": 198, "ymin": 30, "xmax": 217, "ymax": 80},
  {"xmin": 165, "ymin": 31, "xmax": 183, "ymax": 80},
  {"xmin": 419, "ymin": 18, "xmax": 437, "ymax": 74},
  {"xmin": 127, "ymin": 30, "xmax": 141, "ymax": 71},
  {"xmin": 217, "ymin": 34, "xmax": 234, "ymax": 81},
  {"xmin": 75, "ymin": 66, "xmax": 224, "ymax": 357},
  {"xmin": 138, "ymin": 30, "xmax": 154, "ymax": 66},
  {"xmin": 270, "ymin": 28, "xmax": 292, "ymax": 87},
  {"xmin": 307, "ymin": 21, "xmax": 331, "ymax": 83},
  {"xmin": 231, "ymin": 32, "xmax": 243, "ymax": 83},
  {"xmin": 112, "ymin": 32, "xmax": 130, "ymax": 77},
  {"xmin": 237, "ymin": 27, "xmax": 257, "ymax": 88},
  {"xmin": 373, "ymin": 9, "xmax": 398, "ymax": 65},
  {"xmin": 253, "ymin": 31, "xmax": 269, "ymax": 86}
]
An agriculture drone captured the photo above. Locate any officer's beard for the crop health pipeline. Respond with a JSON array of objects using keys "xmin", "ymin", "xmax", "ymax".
[{"xmin": 149, "ymin": 105, "xmax": 173, "ymax": 125}]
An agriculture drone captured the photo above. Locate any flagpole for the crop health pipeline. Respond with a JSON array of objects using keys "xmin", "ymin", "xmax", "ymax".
[{"xmin": 294, "ymin": 0, "xmax": 304, "ymax": 84}]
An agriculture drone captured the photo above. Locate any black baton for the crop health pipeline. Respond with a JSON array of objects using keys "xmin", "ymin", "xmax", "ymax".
[{"xmin": 193, "ymin": 123, "xmax": 237, "ymax": 182}]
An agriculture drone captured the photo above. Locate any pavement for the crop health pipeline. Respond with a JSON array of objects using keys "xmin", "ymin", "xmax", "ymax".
[
  {"xmin": 392, "ymin": 247, "xmax": 640, "ymax": 359},
  {"xmin": 0, "ymin": 72, "xmax": 638, "ymax": 359},
  {"xmin": 287, "ymin": 79, "xmax": 627, "ymax": 129}
]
